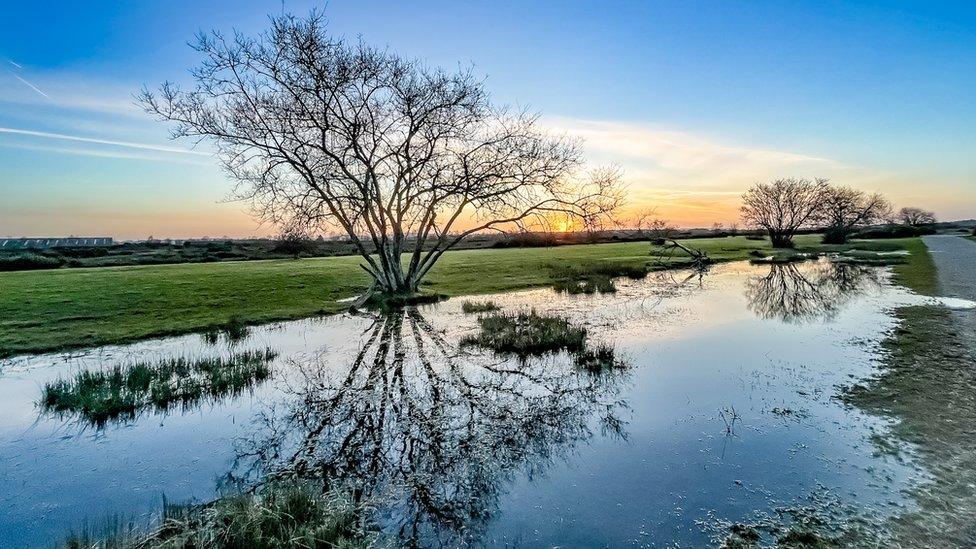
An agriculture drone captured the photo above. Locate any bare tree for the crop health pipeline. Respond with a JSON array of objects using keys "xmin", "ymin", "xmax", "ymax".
[
  {"xmin": 740, "ymin": 178, "xmax": 828, "ymax": 247},
  {"xmin": 820, "ymin": 185, "xmax": 891, "ymax": 244},
  {"xmin": 141, "ymin": 12, "xmax": 621, "ymax": 295},
  {"xmin": 626, "ymin": 208, "xmax": 675, "ymax": 242},
  {"xmin": 897, "ymin": 207, "xmax": 937, "ymax": 227},
  {"xmin": 271, "ymin": 225, "xmax": 316, "ymax": 259}
]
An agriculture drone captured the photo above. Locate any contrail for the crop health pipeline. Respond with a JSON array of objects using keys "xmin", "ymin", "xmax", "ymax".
[
  {"xmin": 11, "ymin": 73, "xmax": 50, "ymax": 99},
  {"xmin": 7, "ymin": 59, "xmax": 23, "ymax": 69},
  {"xmin": 0, "ymin": 127, "xmax": 210, "ymax": 156}
]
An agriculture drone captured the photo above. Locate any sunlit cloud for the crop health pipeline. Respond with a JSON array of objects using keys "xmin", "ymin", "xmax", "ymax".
[
  {"xmin": 545, "ymin": 117, "xmax": 840, "ymax": 183},
  {"xmin": 542, "ymin": 117, "xmax": 910, "ymax": 226}
]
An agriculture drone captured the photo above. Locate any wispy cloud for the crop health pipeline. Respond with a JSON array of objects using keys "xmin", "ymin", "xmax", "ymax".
[
  {"xmin": 0, "ymin": 140, "xmax": 214, "ymax": 165},
  {"xmin": 10, "ymin": 72, "xmax": 49, "ymax": 99},
  {"xmin": 0, "ymin": 70, "xmax": 143, "ymax": 116},
  {"xmin": 545, "ymin": 117, "xmax": 841, "ymax": 185},
  {"xmin": 0, "ymin": 126, "xmax": 209, "ymax": 156}
]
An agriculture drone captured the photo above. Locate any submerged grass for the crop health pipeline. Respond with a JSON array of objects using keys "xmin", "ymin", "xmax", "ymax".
[
  {"xmin": 461, "ymin": 300, "xmax": 501, "ymax": 314},
  {"xmin": 42, "ymin": 348, "xmax": 277, "ymax": 426},
  {"xmin": 64, "ymin": 482, "xmax": 371, "ymax": 549}
]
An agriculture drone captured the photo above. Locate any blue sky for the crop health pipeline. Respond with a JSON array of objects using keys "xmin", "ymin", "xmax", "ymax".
[{"xmin": 1, "ymin": 1, "xmax": 974, "ymax": 238}]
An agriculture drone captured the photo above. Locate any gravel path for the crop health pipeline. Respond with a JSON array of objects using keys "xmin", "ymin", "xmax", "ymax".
[
  {"xmin": 923, "ymin": 235, "xmax": 976, "ymax": 342},
  {"xmin": 923, "ymin": 235, "xmax": 976, "ymax": 301}
]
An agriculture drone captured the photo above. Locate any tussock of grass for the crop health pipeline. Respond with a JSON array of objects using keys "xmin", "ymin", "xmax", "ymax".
[
  {"xmin": 573, "ymin": 343, "xmax": 626, "ymax": 374},
  {"xmin": 461, "ymin": 310, "xmax": 587, "ymax": 356},
  {"xmin": 461, "ymin": 311, "xmax": 626, "ymax": 374},
  {"xmin": 41, "ymin": 348, "xmax": 277, "ymax": 426},
  {"xmin": 65, "ymin": 482, "xmax": 370, "ymax": 549},
  {"xmin": 461, "ymin": 300, "xmax": 501, "ymax": 314}
]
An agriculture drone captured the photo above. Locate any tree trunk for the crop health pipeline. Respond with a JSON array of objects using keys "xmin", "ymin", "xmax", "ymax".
[{"xmin": 769, "ymin": 230, "xmax": 794, "ymax": 248}]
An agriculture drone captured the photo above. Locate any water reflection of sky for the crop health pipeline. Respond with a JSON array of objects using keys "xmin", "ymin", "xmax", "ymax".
[{"xmin": 0, "ymin": 260, "xmax": 952, "ymax": 547}]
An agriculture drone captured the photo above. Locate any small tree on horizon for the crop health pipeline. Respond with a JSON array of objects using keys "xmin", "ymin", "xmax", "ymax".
[
  {"xmin": 141, "ymin": 12, "xmax": 621, "ymax": 295},
  {"xmin": 740, "ymin": 178, "xmax": 828, "ymax": 248},
  {"xmin": 272, "ymin": 226, "xmax": 317, "ymax": 259},
  {"xmin": 897, "ymin": 206, "xmax": 937, "ymax": 227}
]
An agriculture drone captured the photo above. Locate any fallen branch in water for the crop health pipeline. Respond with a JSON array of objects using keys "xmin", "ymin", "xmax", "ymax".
[{"xmin": 653, "ymin": 239, "xmax": 713, "ymax": 271}]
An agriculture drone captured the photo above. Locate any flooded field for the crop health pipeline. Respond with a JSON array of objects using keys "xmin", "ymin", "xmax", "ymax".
[{"xmin": 0, "ymin": 259, "xmax": 971, "ymax": 547}]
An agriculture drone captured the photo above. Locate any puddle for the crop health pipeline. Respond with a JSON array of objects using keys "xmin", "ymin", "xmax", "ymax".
[{"xmin": 0, "ymin": 259, "xmax": 963, "ymax": 547}]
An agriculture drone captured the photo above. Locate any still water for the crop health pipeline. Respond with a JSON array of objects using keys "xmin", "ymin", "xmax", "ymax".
[{"xmin": 0, "ymin": 260, "xmax": 961, "ymax": 546}]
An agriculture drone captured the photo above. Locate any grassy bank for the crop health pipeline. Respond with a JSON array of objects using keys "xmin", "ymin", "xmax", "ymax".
[
  {"xmin": 0, "ymin": 235, "xmax": 920, "ymax": 357},
  {"xmin": 881, "ymin": 237, "xmax": 938, "ymax": 296}
]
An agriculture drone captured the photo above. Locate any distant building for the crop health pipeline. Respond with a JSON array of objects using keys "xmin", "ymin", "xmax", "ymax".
[{"xmin": 0, "ymin": 237, "xmax": 114, "ymax": 249}]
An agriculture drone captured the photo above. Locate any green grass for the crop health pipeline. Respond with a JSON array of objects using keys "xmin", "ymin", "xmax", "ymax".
[
  {"xmin": 42, "ymin": 348, "xmax": 276, "ymax": 426},
  {"xmin": 885, "ymin": 238, "xmax": 938, "ymax": 296},
  {"xmin": 0, "ymin": 235, "xmax": 922, "ymax": 357}
]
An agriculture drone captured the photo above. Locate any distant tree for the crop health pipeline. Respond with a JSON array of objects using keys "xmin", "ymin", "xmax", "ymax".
[
  {"xmin": 897, "ymin": 207, "xmax": 937, "ymax": 227},
  {"xmin": 272, "ymin": 226, "xmax": 317, "ymax": 259},
  {"xmin": 728, "ymin": 222, "xmax": 739, "ymax": 236},
  {"xmin": 627, "ymin": 208, "xmax": 675, "ymax": 243},
  {"xmin": 819, "ymin": 186, "xmax": 891, "ymax": 244},
  {"xmin": 141, "ymin": 12, "xmax": 621, "ymax": 296},
  {"xmin": 740, "ymin": 178, "xmax": 828, "ymax": 248}
]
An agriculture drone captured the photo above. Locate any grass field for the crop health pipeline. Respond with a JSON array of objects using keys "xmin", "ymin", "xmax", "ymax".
[{"xmin": 0, "ymin": 235, "xmax": 925, "ymax": 357}]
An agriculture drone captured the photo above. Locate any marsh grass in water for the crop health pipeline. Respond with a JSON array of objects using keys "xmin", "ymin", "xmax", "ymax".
[
  {"xmin": 548, "ymin": 262, "xmax": 650, "ymax": 295},
  {"xmin": 461, "ymin": 300, "xmax": 501, "ymax": 314},
  {"xmin": 64, "ymin": 482, "xmax": 370, "ymax": 549},
  {"xmin": 461, "ymin": 310, "xmax": 587, "ymax": 356},
  {"xmin": 461, "ymin": 310, "xmax": 626, "ymax": 374},
  {"xmin": 41, "ymin": 348, "xmax": 277, "ymax": 426}
]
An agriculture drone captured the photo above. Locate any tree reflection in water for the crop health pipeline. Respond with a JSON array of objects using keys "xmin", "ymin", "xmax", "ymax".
[
  {"xmin": 231, "ymin": 307, "xmax": 629, "ymax": 547},
  {"xmin": 746, "ymin": 260, "xmax": 881, "ymax": 323}
]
